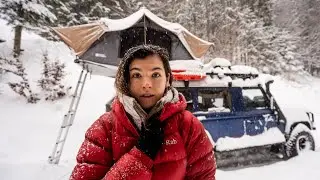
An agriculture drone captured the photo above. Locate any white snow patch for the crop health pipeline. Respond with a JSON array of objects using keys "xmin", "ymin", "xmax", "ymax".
[
  {"xmin": 208, "ymin": 107, "xmax": 231, "ymax": 113},
  {"xmin": 231, "ymin": 65, "xmax": 259, "ymax": 75},
  {"xmin": 197, "ymin": 116, "xmax": 207, "ymax": 121},
  {"xmin": 215, "ymin": 128, "xmax": 286, "ymax": 151},
  {"xmin": 216, "ymin": 151, "xmax": 320, "ymax": 180},
  {"xmin": 203, "ymin": 58, "xmax": 231, "ymax": 71}
]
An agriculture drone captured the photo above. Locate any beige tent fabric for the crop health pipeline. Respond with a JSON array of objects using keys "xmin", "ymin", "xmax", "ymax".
[
  {"xmin": 52, "ymin": 8, "xmax": 214, "ymax": 59},
  {"xmin": 182, "ymin": 31, "xmax": 212, "ymax": 58},
  {"xmin": 52, "ymin": 23, "xmax": 106, "ymax": 56}
]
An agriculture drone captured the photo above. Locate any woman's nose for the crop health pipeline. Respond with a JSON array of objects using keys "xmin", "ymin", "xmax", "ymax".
[{"xmin": 142, "ymin": 78, "xmax": 152, "ymax": 89}]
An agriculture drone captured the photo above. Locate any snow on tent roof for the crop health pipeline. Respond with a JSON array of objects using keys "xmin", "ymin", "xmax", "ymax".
[
  {"xmin": 101, "ymin": 7, "xmax": 181, "ymax": 32},
  {"xmin": 109, "ymin": 9, "xmax": 211, "ymax": 59},
  {"xmin": 99, "ymin": 8, "xmax": 214, "ymax": 59}
]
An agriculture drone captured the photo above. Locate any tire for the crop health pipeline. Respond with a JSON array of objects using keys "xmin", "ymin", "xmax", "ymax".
[{"xmin": 285, "ymin": 124, "xmax": 315, "ymax": 158}]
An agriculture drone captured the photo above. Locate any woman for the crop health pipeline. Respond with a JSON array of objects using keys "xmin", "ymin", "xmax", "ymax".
[{"xmin": 70, "ymin": 45, "xmax": 216, "ymax": 180}]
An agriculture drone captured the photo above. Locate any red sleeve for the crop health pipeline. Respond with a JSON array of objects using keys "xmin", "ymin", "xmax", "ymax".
[
  {"xmin": 70, "ymin": 113, "xmax": 114, "ymax": 180},
  {"xmin": 70, "ymin": 113, "xmax": 153, "ymax": 180},
  {"xmin": 182, "ymin": 112, "xmax": 216, "ymax": 180}
]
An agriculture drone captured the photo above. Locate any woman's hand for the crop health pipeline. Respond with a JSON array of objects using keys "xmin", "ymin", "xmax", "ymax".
[{"xmin": 136, "ymin": 114, "xmax": 164, "ymax": 159}]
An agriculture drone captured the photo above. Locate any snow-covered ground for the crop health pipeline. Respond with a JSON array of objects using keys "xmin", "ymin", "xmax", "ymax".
[{"xmin": 1, "ymin": 19, "xmax": 320, "ymax": 179}]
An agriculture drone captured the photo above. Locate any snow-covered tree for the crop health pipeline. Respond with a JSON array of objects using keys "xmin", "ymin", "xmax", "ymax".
[
  {"xmin": 38, "ymin": 52, "xmax": 71, "ymax": 101},
  {"xmin": 67, "ymin": 0, "xmax": 111, "ymax": 24},
  {"xmin": 45, "ymin": 0, "xmax": 77, "ymax": 26},
  {"xmin": 46, "ymin": 0, "xmax": 130, "ymax": 27},
  {"xmin": 0, "ymin": 0, "xmax": 56, "ymax": 57},
  {"xmin": 273, "ymin": 0, "xmax": 320, "ymax": 76},
  {"xmin": 246, "ymin": 26, "xmax": 303, "ymax": 76},
  {"xmin": 0, "ymin": 55, "xmax": 40, "ymax": 103}
]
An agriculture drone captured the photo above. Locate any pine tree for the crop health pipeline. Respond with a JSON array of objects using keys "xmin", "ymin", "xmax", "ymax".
[
  {"xmin": 46, "ymin": 0, "xmax": 131, "ymax": 26},
  {"xmin": 273, "ymin": 0, "xmax": 320, "ymax": 76},
  {"xmin": 0, "ymin": 55, "xmax": 40, "ymax": 103},
  {"xmin": 45, "ymin": 0, "xmax": 77, "ymax": 26},
  {"xmin": 38, "ymin": 52, "xmax": 71, "ymax": 101}
]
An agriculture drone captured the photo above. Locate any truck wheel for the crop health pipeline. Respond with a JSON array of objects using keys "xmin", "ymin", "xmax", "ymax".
[{"xmin": 285, "ymin": 124, "xmax": 315, "ymax": 158}]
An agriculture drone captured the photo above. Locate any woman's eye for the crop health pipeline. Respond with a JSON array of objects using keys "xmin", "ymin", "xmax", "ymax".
[
  {"xmin": 152, "ymin": 73, "xmax": 161, "ymax": 78},
  {"xmin": 132, "ymin": 73, "xmax": 141, "ymax": 78}
]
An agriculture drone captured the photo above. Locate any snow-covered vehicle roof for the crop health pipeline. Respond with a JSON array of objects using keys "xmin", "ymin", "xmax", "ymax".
[{"xmin": 170, "ymin": 58, "xmax": 272, "ymax": 88}]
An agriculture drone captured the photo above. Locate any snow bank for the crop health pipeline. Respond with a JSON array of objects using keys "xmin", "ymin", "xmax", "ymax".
[{"xmin": 216, "ymin": 151, "xmax": 320, "ymax": 180}]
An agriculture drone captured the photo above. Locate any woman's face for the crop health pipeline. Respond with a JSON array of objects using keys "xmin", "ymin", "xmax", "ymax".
[{"xmin": 129, "ymin": 54, "xmax": 170, "ymax": 110}]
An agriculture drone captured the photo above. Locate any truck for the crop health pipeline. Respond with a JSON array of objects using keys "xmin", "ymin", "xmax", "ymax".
[{"xmin": 170, "ymin": 58, "xmax": 316, "ymax": 168}]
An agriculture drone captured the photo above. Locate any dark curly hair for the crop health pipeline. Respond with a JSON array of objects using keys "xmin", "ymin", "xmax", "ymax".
[{"xmin": 115, "ymin": 44, "xmax": 173, "ymax": 95}]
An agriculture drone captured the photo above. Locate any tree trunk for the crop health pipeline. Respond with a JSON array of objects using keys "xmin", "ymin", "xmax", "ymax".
[
  {"xmin": 13, "ymin": 25, "xmax": 23, "ymax": 58},
  {"xmin": 13, "ymin": 2, "xmax": 24, "ymax": 58}
]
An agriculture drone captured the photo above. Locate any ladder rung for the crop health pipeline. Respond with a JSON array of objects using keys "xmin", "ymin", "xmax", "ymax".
[
  {"xmin": 56, "ymin": 139, "xmax": 66, "ymax": 144},
  {"xmin": 61, "ymin": 124, "xmax": 72, "ymax": 128},
  {"xmin": 64, "ymin": 111, "xmax": 75, "ymax": 116}
]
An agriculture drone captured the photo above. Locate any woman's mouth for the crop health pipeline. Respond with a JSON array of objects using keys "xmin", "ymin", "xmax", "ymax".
[{"xmin": 141, "ymin": 94, "xmax": 154, "ymax": 98}]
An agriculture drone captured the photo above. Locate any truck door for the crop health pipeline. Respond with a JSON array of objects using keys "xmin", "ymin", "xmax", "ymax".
[
  {"xmin": 241, "ymin": 88, "xmax": 278, "ymax": 136},
  {"xmin": 193, "ymin": 88, "xmax": 245, "ymax": 142}
]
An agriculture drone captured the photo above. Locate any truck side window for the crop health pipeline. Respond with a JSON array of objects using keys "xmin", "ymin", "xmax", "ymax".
[
  {"xmin": 178, "ymin": 89, "xmax": 193, "ymax": 112},
  {"xmin": 198, "ymin": 89, "xmax": 231, "ymax": 112},
  {"xmin": 242, "ymin": 89, "xmax": 268, "ymax": 111}
]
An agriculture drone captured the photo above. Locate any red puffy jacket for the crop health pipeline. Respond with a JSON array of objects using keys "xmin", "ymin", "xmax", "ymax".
[{"xmin": 70, "ymin": 95, "xmax": 216, "ymax": 180}]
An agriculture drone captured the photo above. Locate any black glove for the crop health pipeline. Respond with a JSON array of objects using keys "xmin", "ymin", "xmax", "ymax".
[{"xmin": 136, "ymin": 114, "xmax": 164, "ymax": 159}]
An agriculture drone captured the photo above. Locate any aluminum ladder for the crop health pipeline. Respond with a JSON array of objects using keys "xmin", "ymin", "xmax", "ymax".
[{"xmin": 48, "ymin": 67, "xmax": 88, "ymax": 164}]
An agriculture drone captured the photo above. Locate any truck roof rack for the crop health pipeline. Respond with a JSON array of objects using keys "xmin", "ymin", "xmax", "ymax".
[
  {"xmin": 171, "ymin": 59, "xmax": 263, "ymax": 88},
  {"xmin": 205, "ymin": 72, "xmax": 259, "ymax": 80}
]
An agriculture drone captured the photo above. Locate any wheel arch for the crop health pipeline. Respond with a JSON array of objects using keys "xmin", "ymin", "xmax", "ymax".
[{"xmin": 288, "ymin": 121, "xmax": 312, "ymax": 136}]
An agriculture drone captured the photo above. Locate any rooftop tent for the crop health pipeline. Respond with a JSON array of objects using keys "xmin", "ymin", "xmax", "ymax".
[{"xmin": 52, "ymin": 8, "xmax": 213, "ymax": 77}]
